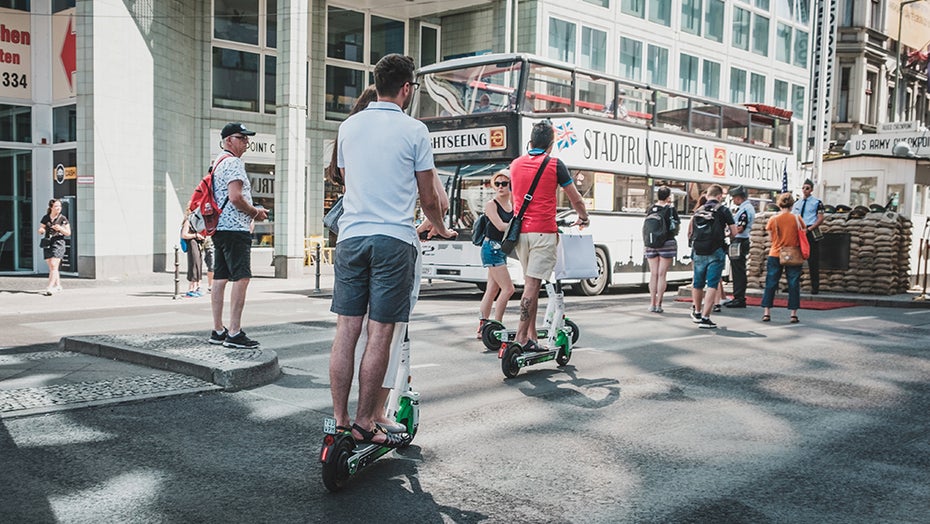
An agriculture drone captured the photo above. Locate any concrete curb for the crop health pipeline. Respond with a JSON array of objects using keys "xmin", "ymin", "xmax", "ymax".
[{"xmin": 60, "ymin": 336, "xmax": 281, "ymax": 391}]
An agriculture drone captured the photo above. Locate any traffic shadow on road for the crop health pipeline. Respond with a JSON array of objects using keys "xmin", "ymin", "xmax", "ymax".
[{"xmin": 508, "ymin": 366, "xmax": 621, "ymax": 410}]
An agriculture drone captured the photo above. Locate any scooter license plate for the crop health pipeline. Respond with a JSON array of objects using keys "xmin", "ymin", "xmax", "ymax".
[{"xmin": 322, "ymin": 417, "xmax": 338, "ymax": 435}]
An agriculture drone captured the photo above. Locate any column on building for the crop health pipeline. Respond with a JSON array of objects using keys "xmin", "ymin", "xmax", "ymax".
[{"xmin": 273, "ymin": 0, "xmax": 309, "ymax": 278}]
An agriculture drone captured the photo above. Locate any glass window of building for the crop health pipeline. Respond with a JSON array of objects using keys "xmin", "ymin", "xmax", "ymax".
[
  {"xmin": 548, "ymin": 18, "xmax": 576, "ymax": 64},
  {"xmin": 370, "ymin": 15, "xmax": 404, "ymax": 64},
  {"xmin": 420, "ymin": 25, "xmax": 439, "ymax": 67},
  {"xmin": 620, "ymin": 37, "xmax": 643, "ymax": 81},
  {"xmin": 264, "ymin": 56, "xmax": 276, "ymax": 114},
  {"xmin": 791, "ymin": 84, "xmax": 805, "ymax": 117},
  {"xmin": 750, "ymin": 72, "xmax": 765, "ymax": 102},
  {"xmin": 2, "ymin": 0, "xmax": 29, "ymax": 10},
  {"xmin": 793, "ymin": 29, "xmax": 808, "ymax": 67},
  {"xmin": 647, "ymin": 44, "xmax": 669, "ymax": 87},
  {"xmin": 581, "ymin": 27, "xmax": 607, "ymax": 72},
  {"xmin": 730, "ymin": 67, "xmax": 747, "ymax": 103},
  {"xmin": 755, "ymin": 0, "xmax": 770, "ymax": 9},
  {"xmin": 215, "ymin": 0, "xmax": 260, "ymax": 45},
  {"xmin": 776, "ymin": 0, "xmax": 792, "ymax": 19},
  {"xmin": 53, "ymin": 0, "xmax": 75, "ymax": 12},
  {"xmin": 796, "ymin": 0, "xmax": 810, "ymax": 23},
  {"xmin": 702, "ymin": 59, "xmax": 720, "ymax": 99},
  {"xmin": 681, "ymin": 0, "xmax": 702, "ymax": 35},
  {"xmin": 866, "ymin": 71, "xmax": 878, "ymax": 124},
  {"xmin": 328, "ymin": 7, "xmax": 365, "ymax": 62},
  {"xmin": 53, "ymin": 105, "xmax": 76, "ymax": 143},
  {"xmin": 869, "ymin": 0, "xmax": 882, "ymax": 31},
  {"xmin": 584, "ymin": 0, "xmax": 610, "ymax": 7},
  {"xmin": 649, "ymin": 0, "xmax": 672, "ymax": 26},
  {"xmin": 776, "ymin": 23, "xmax": 791, "ymax": 63},
  {"xmin": 266, "ymin": 0, "xmax": 276, "ymax": 47},
  {"xmin": 621, "ymin": 0, "xmax": 645, "ymax": 18},
  {"xmin": 705, "ymin": 0, "xmax": 724, "ymax": 42},
  {"xmin": 0, "ymin": 104, "xmax": 31, "ymax": 143},
  {"xmin": 733, "ymin": 8, "xmax": 750, "ymax": 50},
  {"xmin": 325, "ymin": 65, "xmax": 365, "ymax": 120},
  {"xmin": 752, "ymin": 14, "xmax": 770, "ymax": 56},
  {"xmin": 680, "ymin": 54, "xmax": 699, "ymax": 94},
  {"xmin": 0, "ymin": 147, "xmax": 33, "ymax": 272},
  {"xmin": 212, "ymin": 48, "xmax": 260, "ymax": 111},
  {"xmin": 774, "ymin": 79, "xmax": 789, "ymax": 108}
]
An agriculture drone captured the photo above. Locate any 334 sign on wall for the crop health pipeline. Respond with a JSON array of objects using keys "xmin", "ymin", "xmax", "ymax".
[{"xmin": 0, "ymin": 8, "xmax": 32, "ymax": 100}]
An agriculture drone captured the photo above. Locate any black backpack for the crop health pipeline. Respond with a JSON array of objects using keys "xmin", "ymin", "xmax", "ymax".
[
  {"xmin": 471, "ymin": 213, "xmax": 489, "ymax": 246},
  {"xmin": 643, "ymin": 206, "xmax": 672, "ymax": 248},
  {"xmin": 690, "ymin": 202, "xmax": 724, "ymax": 255}
]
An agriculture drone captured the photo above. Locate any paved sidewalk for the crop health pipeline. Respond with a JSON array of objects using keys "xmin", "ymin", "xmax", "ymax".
[{"xmin": 3, "ymin": 261, "xmax": 929, "ymax": 419}]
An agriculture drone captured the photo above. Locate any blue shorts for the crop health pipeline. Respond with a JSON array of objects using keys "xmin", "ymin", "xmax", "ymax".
[
  {"xmin": 331, "ymin": 235, "xmax": 418, "ymax": 323},
  {"xmin": 481, "ymin": 239, "xmax": 507, "ymax": 267},
  {"xmin": 691, "ymin": 248, "xmax": 725, "ymax": 289}
]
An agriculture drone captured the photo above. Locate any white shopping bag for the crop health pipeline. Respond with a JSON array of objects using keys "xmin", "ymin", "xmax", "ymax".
[{"xmin": 554, "ymin": 234, "xmax": 598, "ymax": 280}]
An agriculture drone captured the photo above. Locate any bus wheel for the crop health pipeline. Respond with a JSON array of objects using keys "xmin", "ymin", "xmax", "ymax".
[{"xmin": 579, "ymin": 247, "xmax": 608, "ymax": 296}]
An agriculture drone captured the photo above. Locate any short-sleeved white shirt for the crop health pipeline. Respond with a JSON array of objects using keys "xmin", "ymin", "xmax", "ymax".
[
  {"xmin": 336, "ymin": 101, "xmax": 435, "ymax": 245},
  {"xmin": 212, "ymin": 152, "xmax": 253, "ymax": 232}
]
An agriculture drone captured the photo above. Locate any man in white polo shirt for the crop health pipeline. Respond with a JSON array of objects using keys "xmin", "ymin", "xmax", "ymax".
[{"xmin": 329, "ymin": 54, "xmax": 454, "ymax": 448}]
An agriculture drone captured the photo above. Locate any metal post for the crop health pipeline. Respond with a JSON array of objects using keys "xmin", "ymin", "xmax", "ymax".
[
  {"xmin": 173, "ymin": 245, "xmax": 180, "ymax": 300},
  {"xmin": 313, "ymin": 243, "xmax": 322, "ymax": 294}
]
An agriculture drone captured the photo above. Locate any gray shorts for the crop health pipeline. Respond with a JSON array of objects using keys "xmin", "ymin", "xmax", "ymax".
[{"xmin": 331, "ymin": 235, "xmax": 418, "ymax": 323}]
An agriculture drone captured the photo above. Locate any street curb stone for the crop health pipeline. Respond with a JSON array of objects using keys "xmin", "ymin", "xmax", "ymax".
[{"xmin": 60, "ymin": 335, "xmax": 281, "ymax": 391}]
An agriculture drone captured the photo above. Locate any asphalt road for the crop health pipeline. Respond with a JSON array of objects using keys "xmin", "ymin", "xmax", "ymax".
[{"xmin": 2, "ymin": 284, "xmax": 929, "ymax": 523}]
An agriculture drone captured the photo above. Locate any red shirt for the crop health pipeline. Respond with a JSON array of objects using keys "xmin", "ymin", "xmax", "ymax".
[{"xmin": 509, "ymin": 153, "xmax": 570, "ymax": 233}]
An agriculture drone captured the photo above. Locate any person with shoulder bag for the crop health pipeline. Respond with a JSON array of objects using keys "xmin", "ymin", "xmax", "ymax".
[
  {"xmin": 476, "ymin": 171, "xmax": 516, "ymax": 337},
  {"xmin": 761, "ymin": 192, "xmax": 803, "ymax": 324},
  {"xmin": 687, "ymin": 185, "xmax": 737, "ymax": 329},
  {"xmin": 180, "ymin": 211, "xmax": 206, "ymax": 297},
  {"xmin": 37, "ymin": 198, "xmax": 72, "ymax": 296},
  {"xmin": 724, "ymin": 185, "xmax": 755, "ymax": 308}
]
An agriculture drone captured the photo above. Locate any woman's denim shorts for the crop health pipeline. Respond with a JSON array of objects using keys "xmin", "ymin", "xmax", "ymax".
[{"xmin": 481, "ymin": 239, "xmax": 507, "ymax": 267}]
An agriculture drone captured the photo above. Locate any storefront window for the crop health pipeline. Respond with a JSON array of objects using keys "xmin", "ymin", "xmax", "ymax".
[
  {"xmin": 53, "ymin": 105, "xmax": 76, "ymax": 143},
  {"xmin": 0, "ymin": 104, "xmax": 31, "ymax": 143},
  {"xmin": 327, "ymin": 7, "xmax": 365, "ymax": 62},
  {"xmin": 214, "ymin": 0, "xmax": 259, "ymax": 45},
  {"xmin": 212, "ymin": 48, "xmax": 260, "ymax": 112},
  {"xmin": 246, "ymin": 163, "xmax": 274, "ymax": 246},
  {"xmin": 0, "ymin": 148, "xmax": 32, "ymax": 271}
]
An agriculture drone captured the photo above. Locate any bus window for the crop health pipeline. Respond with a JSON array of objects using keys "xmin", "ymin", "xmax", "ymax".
[
  {"xmin": 774, "ymin": 118, "xmax": 792, "ymax": 151},
  {"xmin": 651, "ymin": 180, "xmax": 690, "ymax": 216},
  {"xmin": 722, "ymin": 106, "xmax": 749, "ymax": 143},
  {"xmin": 526, "ymin": 63, "xmax": 573, "ymax": 113},
  {"xmin": 415, "ymin": 60, "xmax": 523, "ymax": 118},
  {"xmin": 451, "ymin": 163, "xmax": 510, "ymax": 230},
  {"xmin": 654, "ymin": 92, "xmax": 691, "ymax": 132},
  {"xmin": 749, "ymin": 112, "xmax": 774, "ymax": 146},
  {"xmin": 692, "ymin": 102, "xmax": 722, "ymax": 137},
  {"xmin": 575, "ymin": 72, "xmax": 612, "ymax": 116}
]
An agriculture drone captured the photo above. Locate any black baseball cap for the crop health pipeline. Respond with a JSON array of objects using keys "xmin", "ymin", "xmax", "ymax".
[
  {"xmin": 221, "ymin": 123, "xmax": 256, "ymax": 139},
  {"xmin": 729, "ymin": 185, "xmax": 747, "ymax": 198}
]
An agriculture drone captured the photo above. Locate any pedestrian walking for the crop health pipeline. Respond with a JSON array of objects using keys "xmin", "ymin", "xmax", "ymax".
[
  {"xmin": 180, "ymin": 212, "xmax": 205, "ymax": 297},
  {"xmin": 328, "ymin": 54, "xmax": 453, "ymax": 448},
  {"xmin": 724, "ymin": 185, "xmax": 755, "ymax": 308},
  {"xmin": 688, "ymin": 185, "xmax": 737, "ymax": 328},
  {"xmin": 644, "ymin": 185, "xmax": 679, "ymax": 313},
  {"xmin": 37, "ymin": 198, "xmax": 71, "ymax": 296},
  {"xmin": 477, "ymin": 171, "xmax": 516, "ymax": 335},
  {"xmin": 762, "ymin": 192, "xmax": 803, "ymax": 323},
  {"xmin": 207, "ymin": 122, "xmax": 268, "ymax": 349}
]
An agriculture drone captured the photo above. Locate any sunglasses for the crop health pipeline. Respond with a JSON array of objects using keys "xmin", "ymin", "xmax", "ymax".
[{"xmin": 494, "ymin": 181, "xmax": 510, "ymax": 188}]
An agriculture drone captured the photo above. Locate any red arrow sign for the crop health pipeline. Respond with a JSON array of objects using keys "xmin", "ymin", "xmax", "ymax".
[{"xmin": 60, "ymin": 16, "xmax": 76, "ymax": 91}]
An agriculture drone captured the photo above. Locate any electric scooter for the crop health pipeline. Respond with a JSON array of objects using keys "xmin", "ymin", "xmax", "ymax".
[
  {"xmin": 481, "ymin": 312, "xmax": 579, "ymax": 351},
  {"xmin": 498, "ymin": 279, "xmax": 576, "ymax": 378},
  {"xmin": 319, "ymin": 325, "xmax": 419, "ymax": 492}
]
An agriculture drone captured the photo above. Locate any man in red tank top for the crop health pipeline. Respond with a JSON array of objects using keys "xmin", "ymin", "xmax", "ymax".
[{"xmin": 509, "ymin": 120, "xmax": 590, "ymax": 351}]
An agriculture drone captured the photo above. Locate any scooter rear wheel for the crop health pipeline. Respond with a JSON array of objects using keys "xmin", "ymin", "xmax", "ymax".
[
  {"xmin": 482, "ymin": 320, "xmax": 505, "ymax": 351},
  {"xmin": 501, "ymin": 343, "xmax": 522, "ymax": 378},
  {"xmin": 556, "ymin": 343, "xmax": 571, "ymax": 367},
  {"xmin": 321, "ymin": 436, "xmax": 355, "ymax": 492}
]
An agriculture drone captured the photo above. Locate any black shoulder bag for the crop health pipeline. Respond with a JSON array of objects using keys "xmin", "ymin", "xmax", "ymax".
[{"xmin": 500, "ymin": 156, "xmax": 551, "ymax": 254}]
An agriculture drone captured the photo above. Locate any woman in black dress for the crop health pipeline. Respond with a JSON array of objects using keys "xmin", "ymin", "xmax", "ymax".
[{"xmin": 38, "ymin": 199, "xmax": 71, "ymax": 296}]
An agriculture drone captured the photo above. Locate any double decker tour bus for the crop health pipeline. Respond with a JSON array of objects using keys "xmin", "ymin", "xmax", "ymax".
[{"xmin": 413, "ymin": 53, "xmax": 795, "ymax": 295}]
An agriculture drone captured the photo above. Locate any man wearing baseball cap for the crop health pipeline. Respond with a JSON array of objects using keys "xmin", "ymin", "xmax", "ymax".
[
  {"xmin": 725, "ymin": 185, "xmax": 754, "ymax": 308},
  {"xmin": 208, "ymin": 122, "xmax": 267, "ymax": 349}
]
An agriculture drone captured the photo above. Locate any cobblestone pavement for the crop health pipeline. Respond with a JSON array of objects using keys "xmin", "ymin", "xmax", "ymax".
[{"xmin": 0, "ymin": 351, "xmax": 219, "ymax": 419}]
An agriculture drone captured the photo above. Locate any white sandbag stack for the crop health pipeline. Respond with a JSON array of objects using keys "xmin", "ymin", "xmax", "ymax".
[{"xmin": 746, "ymin": 211, "xmax": 912, "ymax": 295}]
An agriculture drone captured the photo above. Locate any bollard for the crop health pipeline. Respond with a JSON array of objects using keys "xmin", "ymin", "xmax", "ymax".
[
  {"xmin": 314, "ymin": 243, "xmax": 322, "ymax": 294},
  {"xmin": 174, "ymin": 245, "xmax": 180, "ymax": 300}
]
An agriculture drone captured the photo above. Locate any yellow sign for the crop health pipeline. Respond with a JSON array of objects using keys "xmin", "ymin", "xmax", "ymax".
[{"xmin": 54, "ymin": 164, "xmax": 77, "ymax": 184}]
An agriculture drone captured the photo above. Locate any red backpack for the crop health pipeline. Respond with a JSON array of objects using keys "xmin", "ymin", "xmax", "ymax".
[{"xmin": 188, "ymin": 153, "xmax": 233, "ymax": 236}]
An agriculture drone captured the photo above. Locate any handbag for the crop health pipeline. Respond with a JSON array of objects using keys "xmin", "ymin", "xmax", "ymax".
[
  {"xmin": 554, "ymin": 234, "xmax": 598, "ymax": 280},
  {"xmin": 779, "ymin": 245, "xmax": 804, "ymax": 266},
  {"xmin": 323, "ymin": 196, "xmax": 344, "ymax": 235},
  {"xmin": 795, "ymin": 215, "xmax": 810, "ymax": 259},
  {"xmin": 471, "ymin": 213, "xmax": 489, "ymax": 246},
  {"xmin": 500, "ymin": 156, "xmax": 551, "ymax": 254},
  {"xmin": 40, "ymin": 237, "xmax": 51, "ymax": 249}
]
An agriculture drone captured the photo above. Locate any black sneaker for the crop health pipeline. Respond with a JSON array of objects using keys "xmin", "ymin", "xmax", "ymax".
[
  {"xmin": 713, "ymin": 304, "xmax": 722, "ymax": 312},
  {"xmin": 724, "ymin": 300, "xmax": 747, "ymax": 308},
  {"xmin": 698, "ymin": 317, "xmax": 717, "ymax": 329},
  {"xmin": 208, "ymin": 328, "xmax": 228, "ymax": 345},
  {"xmin": 691, "ymin": 309, "xmax": 702, "ymax": 323},
  {"xmin": 223, "ymin": 330, "xmax": 260, "ymax": 349}
]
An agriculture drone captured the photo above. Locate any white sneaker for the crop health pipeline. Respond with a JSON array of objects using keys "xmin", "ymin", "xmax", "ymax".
[{"xmin": 44, "ymin": 288, "xmax": 55, "ymax": 296}]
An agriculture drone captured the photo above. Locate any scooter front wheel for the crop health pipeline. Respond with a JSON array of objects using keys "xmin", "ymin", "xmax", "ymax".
[
  {"xmin": 482, "ymin": 320, "xmax": 505, "ymax": 351},
  {"xmin": 564, "ymin": 318, "xmax": 580, "ymax": 344},
  {"xmin": 556, "ymin": 343, "xmax": 571, "ymax": 367},
  {"xmin": 501, "ymin": 343, "xmax": 522, "ymax": 378},
  {"xmin": 321, "ymin": 435, "xmax": 355, "ymax": 492}
]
